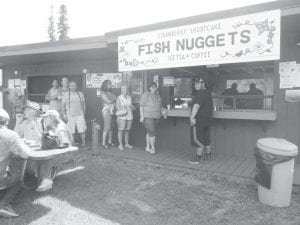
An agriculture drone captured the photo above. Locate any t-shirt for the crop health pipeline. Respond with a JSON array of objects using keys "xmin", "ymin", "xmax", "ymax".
[
  {"xmin": 193, "ymin": 89, "xmax": 213, "ymax": 125},
  {"xmin": 16, "ymin": 118, "xmax": 43, "ymax": 144},
  {"xmin": 47, "ymin": 87, "xmax": 62, "ymax": 111},
  {"xmin": 62, "ymin": 91, "xmax": 85, "ymax": 117},
  {"xmin": 116, "ymin": 95, "xmax": 133, "ymax": 120},
  {"xmin": 139, "ymin": 92, "xmax": 162, "ymax": 119},
  {"xmin": 0, "ymin": 126, "xmax": 31, "ymax": 181}
]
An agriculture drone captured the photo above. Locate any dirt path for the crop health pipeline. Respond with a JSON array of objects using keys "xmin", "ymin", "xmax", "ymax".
[{"xmin": 1, "ymin": 154, "xmax": 300, "ymax": 225}]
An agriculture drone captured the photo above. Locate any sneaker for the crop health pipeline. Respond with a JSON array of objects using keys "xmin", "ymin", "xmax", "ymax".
[
  {"xmin": 125, "ymin": 144, "xmax": 133, "ymax": 149},
  {"xmin": 149, "ymin": 148, "xmax": 156, "ymax": 154},
  {"xmin": 36, "ymin": 178, "xmax": 53, "ymax": 192},
  {"xmin": 188, "ymin": 160, "xmax": 200, "ymax": 165},
  {"xmin": 145, "ymin": 147, "xmax": 151, "ymax": 152},
  {"xmin": 118, "ymin": 145, "xmax": 124, "ymax": 151},
  {"xmin": 0, "ymin": 204, "xmax": 19, "ymax": 217}
]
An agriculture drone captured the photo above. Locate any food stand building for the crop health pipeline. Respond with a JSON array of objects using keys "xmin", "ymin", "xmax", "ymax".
[{"xmin": 0, "ymin": 0, "xmax": 300, "ymax": 180}]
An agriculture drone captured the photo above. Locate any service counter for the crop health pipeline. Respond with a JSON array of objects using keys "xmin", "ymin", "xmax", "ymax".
[{"xmin": 167, "ymin": 108, "xmax": 277, "ymax": 121}]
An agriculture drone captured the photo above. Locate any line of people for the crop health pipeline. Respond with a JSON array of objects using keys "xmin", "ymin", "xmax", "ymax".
[{"xmin": 100, "ymin": 80, "xmax": 166, "ymax": 154}]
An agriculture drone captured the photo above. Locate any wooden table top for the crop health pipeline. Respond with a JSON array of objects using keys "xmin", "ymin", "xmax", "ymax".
[{"xmin": 27, "ymin": 146, "xmax": 78, "ymax": 160}]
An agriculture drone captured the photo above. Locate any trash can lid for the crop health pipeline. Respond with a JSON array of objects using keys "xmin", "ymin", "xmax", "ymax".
[{"xmin": 257, "ymin": 138, "xmax": 298, "ymax": 156}]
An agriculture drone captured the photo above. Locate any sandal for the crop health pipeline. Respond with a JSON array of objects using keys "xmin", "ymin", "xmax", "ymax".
[
  {"xmin": 102, "ymin": 144, "xmax": 110, "ymax": 149},
  {"xmin": 108, "ymin": 143, "xmax": 116, "ymax": 148}
]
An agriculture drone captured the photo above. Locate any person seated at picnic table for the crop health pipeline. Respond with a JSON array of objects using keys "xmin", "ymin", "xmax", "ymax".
[
  {"xmin": 0, "ymin": 108, "xmax": 32, "ymax": 218},
  {"xmin": 41, "ymin": 109, "xmax": 71, "ymax": 147},
  {"xmin": 14, "ymin": 101, "xmax": 54, "ymax": 192}
]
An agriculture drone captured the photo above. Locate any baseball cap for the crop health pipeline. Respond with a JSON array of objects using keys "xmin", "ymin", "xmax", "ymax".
[
  {"xmin": 41, "ymin": 110, "xmax": 60, "ymax": 119},
  {"xmin": 0, "ymin": 108, "xmax": 10, "ymax": 122},
  {"xmin": 23, "ymin": 101, "xmax": 42, "ymax": 112}
]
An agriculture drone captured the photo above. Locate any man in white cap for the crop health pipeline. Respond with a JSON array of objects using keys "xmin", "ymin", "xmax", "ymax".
[
  {"xmin": 0, "ymin": 108, "xmax": 32, "ymax": 217},
  {"xmin": 15, "ymin": 101, "xmax": 53, "ymax": 192}
]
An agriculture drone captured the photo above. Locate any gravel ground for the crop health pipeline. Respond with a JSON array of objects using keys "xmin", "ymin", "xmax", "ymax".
[{"xmin": 1, "ymin": 151, "xmax": 300, "ymax": 225}]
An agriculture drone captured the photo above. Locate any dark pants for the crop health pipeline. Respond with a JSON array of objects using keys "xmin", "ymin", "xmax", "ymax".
[
  {"xmin": 0, "ymin": 157, "xmax": 23, "ymax": 205},
  {"xmin": 191, "ymin": 125, "xmax": 211, "ymax": 147}
]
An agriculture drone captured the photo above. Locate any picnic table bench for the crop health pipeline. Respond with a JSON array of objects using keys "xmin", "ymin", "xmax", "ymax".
[{"xmin": 21, "ymin": 146, "xmax": 78, "ymax": 189}]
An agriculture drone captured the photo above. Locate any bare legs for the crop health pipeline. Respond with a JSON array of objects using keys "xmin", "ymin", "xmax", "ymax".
[
  {"xmin": 118, "ymin": 130, "xmax": 132, "ymax": 150},
  {"xmin": 145, "ymin": 133, "xmax": 150, "ymax": 152},
  {"xmin": 118, "ymin": 130, "xmax": 124, "ymax": 150},
  {"xmin": 102, "ymin": 131, "xmax": 112, "ymax": 146}
]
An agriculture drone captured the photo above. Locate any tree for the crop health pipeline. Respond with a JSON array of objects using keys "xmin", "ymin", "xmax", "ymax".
[
  {"xmin": 57, "ymin": 4, "xmax": 70, "ymax": 40},
  {"xmin": 47, "ymin": 5, "xmax": 56, "ymax": 42}
]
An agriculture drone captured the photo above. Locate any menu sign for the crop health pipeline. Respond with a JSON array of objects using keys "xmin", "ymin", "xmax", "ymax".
[
  {"xmin": 118, "ymin": 10, "xmax": 280, "ymax": 71},
  {"xmin": 86, "ymin": 73, "xmax": 122, "ymax": 88}
]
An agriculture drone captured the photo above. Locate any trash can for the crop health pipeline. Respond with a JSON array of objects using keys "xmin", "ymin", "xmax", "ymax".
[{"xmin": 255, "ymin": 138, "xmax": 298, "ymax": 207}]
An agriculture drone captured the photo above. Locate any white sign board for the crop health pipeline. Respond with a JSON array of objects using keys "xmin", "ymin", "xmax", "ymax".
[
  {"xmin": 86, "ymin": 73, "xmax": 122, "ymax": 88},
  {"xmin": 119, "ymin": 10, "xmax": 281, "ymax": 71},
  {"xmin": 279, "ymin": 61, "xmax": 296, "ymax": 89}
]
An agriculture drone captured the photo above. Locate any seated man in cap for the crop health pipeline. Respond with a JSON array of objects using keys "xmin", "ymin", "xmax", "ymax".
[
  {"xmin": 0, "ymin": 108, "xmax": 32, "ymax": 217},
  {"xmin": 14, "ymin": 101, "xmax": 54, "ymax": 192}
]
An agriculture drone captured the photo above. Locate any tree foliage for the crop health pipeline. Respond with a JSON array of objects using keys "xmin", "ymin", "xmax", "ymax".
[
  {"xmin": 57, "ymin": 4, "xmax": 70, "ymax": 41},
  {"xmin": 47, "ymin": 5, "xmax": 56, "ymax": 42}
]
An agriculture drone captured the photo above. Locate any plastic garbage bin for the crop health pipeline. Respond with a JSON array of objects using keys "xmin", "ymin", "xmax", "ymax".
[{"xmin": 256, "ymin": 138, "xmax": 298, "ymax": 207}]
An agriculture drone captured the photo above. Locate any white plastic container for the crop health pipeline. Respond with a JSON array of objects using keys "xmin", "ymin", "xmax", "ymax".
[{"xmin": 256, "ymin": 138, "xmax": 298, "ymax": 207}]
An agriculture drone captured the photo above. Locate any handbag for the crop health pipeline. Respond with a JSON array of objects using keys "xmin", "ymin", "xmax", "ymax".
[
  {"xmin": 41, "ymin": 132, "xmax": 58, "ymax": 150},
  {"xmin": 115, "ymin": 96, "xmax": 128, "ymax": 117}
]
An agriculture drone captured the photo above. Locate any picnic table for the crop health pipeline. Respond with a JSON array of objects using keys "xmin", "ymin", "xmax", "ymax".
[{"xmin": 21, "ymin": 145, "xmax": 78, "ymax": 189}]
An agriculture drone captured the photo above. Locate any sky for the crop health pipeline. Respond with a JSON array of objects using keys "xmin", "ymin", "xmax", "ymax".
[{"xmin": 0, "ymin": 0, "xmax": 276, "ymax": 47}]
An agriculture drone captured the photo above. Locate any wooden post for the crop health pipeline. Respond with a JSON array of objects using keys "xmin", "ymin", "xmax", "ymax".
[{"xmin": 91, "ymin": 119, "xmax": 101, "ymax": 155}]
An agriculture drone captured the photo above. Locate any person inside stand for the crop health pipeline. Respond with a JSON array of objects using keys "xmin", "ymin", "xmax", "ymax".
[
  {"xmin": 189, "ymin": 77, "xmax": 213, "ymax": 163},
  {"xmin": 139, "ymin": 82, "xmax": 163, "ymax": 154},
  {"xmin": 62, "ymin": 81, "xmax": 89, "ymax": 150},
  {"xmin": 100, "ymin": 80, "xmax": 117, "ymax": 149},
  {"xmin": 116, "ymin": 85, "xmax": 135, "ymax": 151},
  {"xmin": 246, "ymin": 82, "xmax": 264, "ymax": 109},
  {"xmin": 0, "ymin": 108, "xmax": 32, "ymax": 218},
  {"xmin": 222, "ymin": 83, "xmax": 239, "ymax": 109},
  {"xmin": 45, "ymin": 79, "xmax": 62, "ymax": 115},
  {"xmin": 14, "ymin": 101, "xmax": 55, "ymax": 192}
]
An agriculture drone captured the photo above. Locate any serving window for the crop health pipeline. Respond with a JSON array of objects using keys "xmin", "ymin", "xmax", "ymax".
[{"xmin": 165, "ymin": 61, "xmax": 276, "ymax": 120}]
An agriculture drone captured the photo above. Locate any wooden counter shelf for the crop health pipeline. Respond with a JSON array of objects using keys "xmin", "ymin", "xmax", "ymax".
[{"xmin": 166, "ymin": 109, "xmax": 277, "ymax": 121}]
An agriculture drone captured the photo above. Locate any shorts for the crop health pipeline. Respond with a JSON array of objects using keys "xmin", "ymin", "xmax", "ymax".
[
  {"xmin": 102, "ymin": 112, "xmax": 114, "ymax": 132},
  {"xmin": 191, "ymin": 124, "xmax": 211, "ymax": 147},
  {"xmin": 143, "ymin": 118, "xmax": 159, "ymax": 137},
  {"xmin": 117, "ymin": 118, "xmax": 133, "ymax": 131},
  {"xmin": 67, "ymin": 115, "xmax": 87, "ymax": 134}
]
